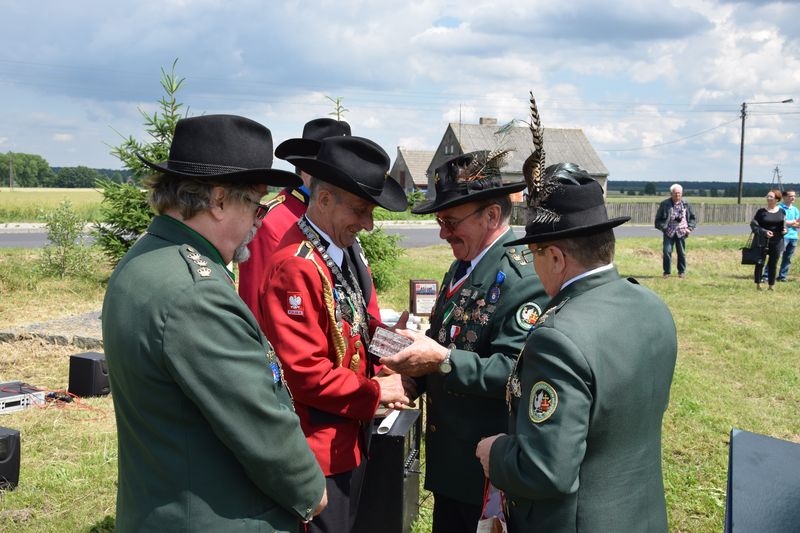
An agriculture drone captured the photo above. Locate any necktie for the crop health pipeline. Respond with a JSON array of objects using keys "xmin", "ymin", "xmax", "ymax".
[{"xmin": 453, "ymin": 260, "xmax": 469, "ymax": 281}]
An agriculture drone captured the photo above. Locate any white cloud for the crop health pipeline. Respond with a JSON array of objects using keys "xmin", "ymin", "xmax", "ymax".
[{"xmin": 52, "ymin": 133, "xmax": 74, "ymax": 142}]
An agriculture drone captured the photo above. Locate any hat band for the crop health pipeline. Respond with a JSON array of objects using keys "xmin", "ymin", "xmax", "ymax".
[
  {"xmin": 441, "ymin": 175, "xmax": 501, "ymax": 195},
  {"xmin": 528, "ymin": 203, "xmax": 611, "ymax": 232},
  {"xmin": 169, "ymin": 160, "xmax": 247, "ymax": 175}
]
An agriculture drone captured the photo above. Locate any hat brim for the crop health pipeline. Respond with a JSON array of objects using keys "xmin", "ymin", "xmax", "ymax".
[
  {"xmin": 412, "ymin": 181, "xmax": 527, "ymax": 214},
  {"xmin": 137, "ymin": 154, "xmax": 301, "ymax": 187},
  {"xmin": 504, "ymin": 217, "xmax": 631, "ymax": 247},
  {"xmin": 275, "ymin": 138, "xmax": 321, "ymax": 161},
  {"xmin": 291, "ymin": 156, "xmax": 407, "ymax": 212}
]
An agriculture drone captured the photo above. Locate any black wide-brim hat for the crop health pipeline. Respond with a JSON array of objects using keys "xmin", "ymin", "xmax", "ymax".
[
  {"xmin": 291, "ymin": 136, "xmax": 408, "ymax": 212},
  {"xmin": 412, "ymin": 151, "xmax": 526, "ymax": 214},
  {"xmin": 505, "ymin": 163, "xmax": 629, "ymax": 246},
  {"xmin": 275, "ymin": 118, "xmax": 352, "ymax": 161},
  {"xmin": 138, "ymin": 114, "xmax": 301, "ymax": 187}
]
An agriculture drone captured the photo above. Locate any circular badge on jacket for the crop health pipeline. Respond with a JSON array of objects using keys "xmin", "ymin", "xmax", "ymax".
[
  {"xmin": 515, "ymin": 302, "xmax": 542, "ymax": 330},
  {"xmin": 529, "ymin": 381, "xmax": 558, "ymax": 423}
]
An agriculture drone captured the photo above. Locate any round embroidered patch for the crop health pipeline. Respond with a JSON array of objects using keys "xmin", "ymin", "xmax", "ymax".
[
  {"xmin": 515, "ymin": 302, "xmax": 542, "ymax": 330},
  {"xmin": 529, "ymin": 381, "xmax": 557, "ymax": 423}
]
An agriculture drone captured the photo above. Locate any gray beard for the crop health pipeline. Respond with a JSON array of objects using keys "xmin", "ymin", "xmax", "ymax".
[{"xmin": 233, "ymin": 225, "xmax": 258, "ymax": 264}]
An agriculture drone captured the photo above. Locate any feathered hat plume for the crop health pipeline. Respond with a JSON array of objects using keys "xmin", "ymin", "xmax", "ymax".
[{"xmin": 522, "ymin": 91, "xmax": 561, "ymax": 224}]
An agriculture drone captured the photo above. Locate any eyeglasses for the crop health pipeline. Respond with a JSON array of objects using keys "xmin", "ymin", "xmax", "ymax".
[
  {"xmin": 521, "ymin": 244, "xmax": 552, "ymax": 264},
  {"xmin": 436, "ymin": 205, "xmax": 487, "ymax": 232},
  {"xmin": 250, "ymin": 199, "xmax": 270, "ymax": 220}
]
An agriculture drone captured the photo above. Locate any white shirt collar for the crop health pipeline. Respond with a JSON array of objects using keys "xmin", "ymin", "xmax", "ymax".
[
  {"xmin": 561, "ymin": 263, "xmax": 615, "ymax": 291},
  {"xmin": 305, "ymin": 216, "xmax": 344, "ymax": 268},
  {"xmin": 450, "ymin": 230, "xmax": 508, "ymax": 289}
]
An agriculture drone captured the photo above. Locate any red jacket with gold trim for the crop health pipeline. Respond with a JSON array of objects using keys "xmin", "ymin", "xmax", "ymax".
[{"xmin": 259, "ymin": 223, "xmax": 382, "ymax": 476}]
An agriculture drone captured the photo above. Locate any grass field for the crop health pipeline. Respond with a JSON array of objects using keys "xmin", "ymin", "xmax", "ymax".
[{"xmin": 1, "ymin": 236, "xmax": 799, "ymax": 532}]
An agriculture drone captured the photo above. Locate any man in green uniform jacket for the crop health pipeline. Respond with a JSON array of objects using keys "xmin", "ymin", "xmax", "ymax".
[
  {"xmin": 382, "ymin": 151, "xmax": 548, "ymax": 532},
  {"xmin": 476, "ymin": 163, "xmax": 677, "ymax": 533},
  {"xmin": 103, "ymin": 115, "xmax": 326, "ymax": 532}
]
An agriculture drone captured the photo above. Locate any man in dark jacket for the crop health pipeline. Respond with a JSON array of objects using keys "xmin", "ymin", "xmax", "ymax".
[
  {"xmin": 382, "ymin": 151, "xmax": 548, "ymax": 533},
  {"xmin": 654, "ymin": 183, "xmax": 697, "ymax": 278},
  {"xmin": 103, "ymin": 115, "xmax": 326, "ymax": 532},
  {"xmin": 476, "ymin": 163, "xmax": 677, "ymax": 533}
]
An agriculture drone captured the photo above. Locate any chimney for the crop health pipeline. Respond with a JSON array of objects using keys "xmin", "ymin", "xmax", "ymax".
[{"xmin": 479, "ymin": 117, "xmax": 497, "ymax": 125}]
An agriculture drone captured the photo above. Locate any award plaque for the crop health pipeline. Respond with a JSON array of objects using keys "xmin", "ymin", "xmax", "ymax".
[{"xmin": 409, "ymin": 279, "xmax": 438, "ymax": 317}]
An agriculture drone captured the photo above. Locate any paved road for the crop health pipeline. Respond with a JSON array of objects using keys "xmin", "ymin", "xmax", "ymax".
[
  {"xmin": 379, "ymin": 222, "xmax": 750, "ymax": 248},
  {"xmin": 0, "ymin": 222, "xmax": 750, "ymax": 249}
]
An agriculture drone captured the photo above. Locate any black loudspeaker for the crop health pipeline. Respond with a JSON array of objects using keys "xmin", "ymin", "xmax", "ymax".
[
  {"xmin": 0, "ymin": 427, "xmax": 20, "ymax": 490},
  {"xmin": 353, "ymin": 409, "xmax": 422, "ymax": 533},
  {"xmin": 68, "ymin": 352, "xmax": 110, "ymax": 397},
  {"xmin": 725, "ymin": 428, "xmax": 800, "ymax": 532}
]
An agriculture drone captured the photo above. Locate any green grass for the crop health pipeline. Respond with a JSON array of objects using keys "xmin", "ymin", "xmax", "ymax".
[
  {"xmin": 0, "ymin": 188, "xmax": 104, "ymax": 223},
  {"xmin": 1, "ymin": 237, "xmax": 799, "ymax": 532}
]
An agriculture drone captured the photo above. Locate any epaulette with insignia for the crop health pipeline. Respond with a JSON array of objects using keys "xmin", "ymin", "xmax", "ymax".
[
  {"xmin": 290, "ymin": 189, "xmax": 308, "ymax": 203},
  {"xmin": 505, "ymin": 246, "xmax": 527, "ymax": 266},
  {"xmin": 294, "ymin": 241, "xmax": 315, "ymax": 259},
  {"xmin": 263, "ymin": 194, "xmax": 286, "ymax": 214},
  {"xmin": 533, "ymin": 297, "xmax": 570, "ymax": 329},
  {"xmin": 179, "ymin": 246, "xmax": 215, "ymax": 282}
]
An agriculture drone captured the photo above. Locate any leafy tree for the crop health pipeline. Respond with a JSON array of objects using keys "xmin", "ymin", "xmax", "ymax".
[
  {"xmin": 93, "ymin": 179, "xmax": 151, "ymax": 265},
  {"xmin": 95, "ymin": 58, "xmax": 186, "ymax": 264},
  {"xmin": 644, "ymin": 182, "xmax": 657, "ymax": 195},
  {"xmin": 358, "ymin": 227, "xmax": 404, "ymax": 291},
  {"xmin": 406, "ymin": 190, "xmax": 426, "ymax": 209},
  {"xmin": 56, "ymin": 166, "xmax": 104, "ymax": 188},
  {"xmin": 108, "ymin": 58, "xmax": 187, "ymax": 182},
  {"xmin": 0, "ymin": 152, "xmax": 55, "ymax": 187},
  {"xmin": 37, "ymin": 200, "xmax": 93, "ymax": 278}
]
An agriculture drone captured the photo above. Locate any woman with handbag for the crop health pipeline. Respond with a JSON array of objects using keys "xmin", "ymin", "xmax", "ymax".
[{"xmin": 750, "ymin": 190, "xmax": 786, "ymax": 290}]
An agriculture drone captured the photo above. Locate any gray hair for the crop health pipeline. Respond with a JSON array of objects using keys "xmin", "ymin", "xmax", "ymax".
[
  {"xmin": 554, "ymin": 229, "xmax": 616, "ymax": 268},
  {"xmin": 146, "ymin": 174, "xmax": 255, "ymax": 219},
  {"xmin": 670, "ymin": 184, "xmax": 683, "ymax": 194}
]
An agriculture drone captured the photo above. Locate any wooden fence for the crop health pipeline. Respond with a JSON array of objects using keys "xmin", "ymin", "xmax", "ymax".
[{"xmin": 511, "ymin": 202, "xmax": 761, "ymax": 226}]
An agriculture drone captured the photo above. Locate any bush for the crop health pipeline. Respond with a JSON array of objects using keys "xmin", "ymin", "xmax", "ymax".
[
  {"xmin": 92, "ymin": 179, "xmax": 152, "ymax": 265},
  {"xmin": 358, "ymin": 227, "xmax": 404, "ymax": 291},
  {"xmin": 37, "ymin": 200, "xmax": 93, "ymax": 278}
]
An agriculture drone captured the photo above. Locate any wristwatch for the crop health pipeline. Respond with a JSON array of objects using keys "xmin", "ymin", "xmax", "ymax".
[{"xmin": 439, "ymin": 349, "xmax": 453, "ymax": 374}]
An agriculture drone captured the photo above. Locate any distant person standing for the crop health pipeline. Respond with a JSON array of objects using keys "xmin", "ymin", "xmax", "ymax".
[
  {"xmin": 655, "ymin": 184, "xmax": 697, "ymax": 278},
  {"xmin": 751, "ymin": 190, "xmax": 786, "ymax": 291},
  {"xmin": 777, "ymin": 190, "xmax": 799, "ymax": 281}
]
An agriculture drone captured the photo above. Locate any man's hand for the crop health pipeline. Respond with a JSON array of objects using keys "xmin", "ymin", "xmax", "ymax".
[
  {"xmin": 373, "ymin": 373, "xmax": 410, "ymax": 407},
  {"xmin": 313, "ymin": 487, "xmax": 328, "ymax": 517},
  {"xmin": 475, "ymin": 434, "xmax": 505, "ymax": 478},
  {"xmin": 380, "ymin": 329, "xmax": 448, "ymax": 377}
]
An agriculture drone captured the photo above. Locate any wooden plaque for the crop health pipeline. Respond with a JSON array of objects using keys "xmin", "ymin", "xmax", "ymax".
[{"xmin": 409, "ymin": 279, "xmax": 438, "ymax": 316}]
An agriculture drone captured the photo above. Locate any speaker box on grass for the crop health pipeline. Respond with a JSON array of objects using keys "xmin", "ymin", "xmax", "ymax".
[
  {"xmin": 0, "ymin": 427, "xmax": 20, "ymax": 490},
  {"xmin": 724, "ymin": 428, "xmax": 800, "ymax": 532},
  {"xmin": 353, "ymin": 409, "xmax": 422, "ymax": 533},
  {"xmin": 68, "ymin": 352, "xmax": 110, "ymax": 397}
]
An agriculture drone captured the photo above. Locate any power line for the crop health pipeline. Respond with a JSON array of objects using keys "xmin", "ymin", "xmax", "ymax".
[{"xmin": 601, "ymin": 118, "xmax": 741, "ymax": 152}]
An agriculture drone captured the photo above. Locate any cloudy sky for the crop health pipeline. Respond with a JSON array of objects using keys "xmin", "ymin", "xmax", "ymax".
[{"xmin": 1, "ymin": 0, "xmax": 799, "ymax": 182}]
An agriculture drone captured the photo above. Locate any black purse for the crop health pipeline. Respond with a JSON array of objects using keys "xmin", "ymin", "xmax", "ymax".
[{"xmin": 741, "ymin": 232, "xmax": 764, "ymax": 265}]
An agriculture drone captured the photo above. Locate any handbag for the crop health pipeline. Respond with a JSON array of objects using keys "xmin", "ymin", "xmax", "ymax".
[
  {"xmin": 740, "ymin": 232, "xmax": 764, "ymax": 265},
  {"xmin": 477, "ymin": 480, "xmax": 507, "ymax": 533}
]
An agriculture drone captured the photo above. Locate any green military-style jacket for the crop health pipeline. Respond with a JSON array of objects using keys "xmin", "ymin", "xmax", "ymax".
[
  {"xmin": 490, "ymin": 266, "xmax": 677, "ymax": 533},
  {"xmin": 103, "ymin": 215, "xmax": 325, "ymax": 532},
  {"xmin": 421, "ymin": 228, "xmax": 549, "ymax": 505}
]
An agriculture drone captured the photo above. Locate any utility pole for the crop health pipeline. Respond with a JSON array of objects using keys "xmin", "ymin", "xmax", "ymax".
[
  {"xmin": 8, "ymin": 152, "xmax": 13, "ymax": 190},
  {"xmin": 737, "ymin": 98, "xmax": 793, "ymax": 204}
]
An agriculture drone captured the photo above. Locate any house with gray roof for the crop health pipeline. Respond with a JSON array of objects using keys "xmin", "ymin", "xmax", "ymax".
[
  {"xmin": 427, "ymin": 118, "xmax": 609, "ymax": 197},
  {"xmin": 389, "ymin": 148, "xmax": 434, "ymax": 193}
]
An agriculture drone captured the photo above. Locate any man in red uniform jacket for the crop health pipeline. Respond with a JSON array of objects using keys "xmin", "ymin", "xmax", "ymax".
[
  {"xmin": 239, "ymin": 118, "xmax": 381, "ymax": 326},
  {"xmin": 259, "ymin": 136, "xmax": 411, "ymax": 533}
]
